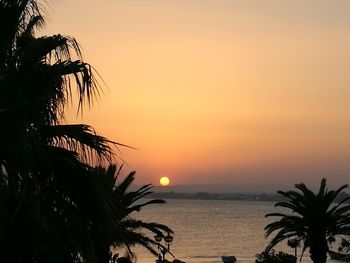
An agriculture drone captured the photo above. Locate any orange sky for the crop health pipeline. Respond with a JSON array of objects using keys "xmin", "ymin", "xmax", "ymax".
[{"xmin": 44, "ymin": 1, "xmax": 350, "ymax": 186}]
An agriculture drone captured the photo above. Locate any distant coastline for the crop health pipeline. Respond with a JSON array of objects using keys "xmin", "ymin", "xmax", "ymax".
[
  {"xmin": 149, "ymin": 191, "xmax": 350, "ymax": 202},
  {"xmin": 149, "ymin": 191, "xmax": 284, "ymax": 202}
]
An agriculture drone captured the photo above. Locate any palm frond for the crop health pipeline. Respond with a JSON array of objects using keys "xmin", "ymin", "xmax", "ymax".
[{"xmin": 40, "ymin": 124, "xmax": 116, "ymax": 164}]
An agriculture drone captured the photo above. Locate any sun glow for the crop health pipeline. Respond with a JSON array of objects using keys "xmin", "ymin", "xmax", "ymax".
[{"xmin": 160, "ymin": 176, "xmax": 170, "ymax": 186}]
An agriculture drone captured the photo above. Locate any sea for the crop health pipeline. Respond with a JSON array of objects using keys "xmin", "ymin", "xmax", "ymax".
[{"xmin": 128, "ymin": 199, "xmax": 339, "ymax": 263}]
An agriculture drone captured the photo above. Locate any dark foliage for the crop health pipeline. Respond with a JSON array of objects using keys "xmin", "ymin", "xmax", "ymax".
[
  {"xmin": 0, "ymin": 1, "xmax": 172, "ymax": 262},
  {"xmin": 264, "ymin": 179, "xmax": 350, "ymax": 263},
  {"xmin": 256, "ymin": 250, "xmax": 296, "ymax": 263},
  {"xmin": 92, "ymin": 165, "xmax": 173, "ymax": 263}
]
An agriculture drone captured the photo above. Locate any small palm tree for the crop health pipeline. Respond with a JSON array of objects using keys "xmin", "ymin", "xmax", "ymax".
[
  {"xmin": 287, "ymin": 238, "xmax": 300, "ymax": 262},
  {"xmin": 265, "ymin": 178, "xmax": 350, "ymax": 263},
  {"xmin": 93, "ymin": 165, "xmax": 173, "ymax": 263}
]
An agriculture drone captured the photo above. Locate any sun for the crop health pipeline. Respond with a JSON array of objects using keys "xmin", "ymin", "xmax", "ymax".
[{"xmin": 159, "ymin": 176, "xmax": 170, "ymax": 186}]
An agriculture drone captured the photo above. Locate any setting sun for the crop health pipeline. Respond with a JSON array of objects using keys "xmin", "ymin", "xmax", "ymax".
[{"xmin": 159, "ymin": 176, "xmax": 170, "ymax": 187}]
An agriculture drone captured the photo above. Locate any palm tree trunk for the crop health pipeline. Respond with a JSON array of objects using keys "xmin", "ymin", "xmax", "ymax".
[{"xmin": 309, "ymin": 236, "xmax": 328, "ymax": 263}]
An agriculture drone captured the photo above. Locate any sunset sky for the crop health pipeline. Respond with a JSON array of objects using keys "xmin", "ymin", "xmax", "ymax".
[{"xmin": 44, "ymin": 1, "xmax": 350, "ymax": 186}]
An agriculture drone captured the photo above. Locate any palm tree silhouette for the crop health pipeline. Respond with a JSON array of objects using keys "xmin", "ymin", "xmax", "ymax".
[
  {"xmin": 92, "ymin": 165, "xmax": 173, "ymax": 263},
  {"xmin": 287, "ymin": 238, "xmax": 300, "ymax": 262},
  {"xmin": 0, "ymin": 1, "xmax": 126, "ymax": 262},
  {"xmin": 265, "ymin": 178, "xmax": 350, "ymax": 263},
  {"xmin": 1, "ymin": 2, "xmax": 173, "ymax": 262}
]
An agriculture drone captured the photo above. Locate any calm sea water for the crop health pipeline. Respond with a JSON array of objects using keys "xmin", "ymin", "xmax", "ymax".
[{"xmin": 129, "ymin": 199, "xmax": 336, "ymax": 263}]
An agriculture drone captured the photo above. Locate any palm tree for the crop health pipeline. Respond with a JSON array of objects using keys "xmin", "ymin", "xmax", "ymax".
[
  {"xmin": 92, "ymin": 165, "xmax": 173, "ymax": 263},
  {"xmin": 264, "ymin": 178, "xmax": 350, "ymax": 263},
  {"xmin": 0, "ymin": 2, "xmax": 173, "ymax": 262},
  {"xmin": 0, "ymin": 1, "xmax": 119, "ymax": 262},
  {"xmin": 287, "ymin": 238, "xmax": 300, "ymax": 262}
]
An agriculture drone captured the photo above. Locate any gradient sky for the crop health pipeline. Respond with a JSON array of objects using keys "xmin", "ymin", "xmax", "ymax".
[{"xmin": 44, "ymin": 0, "xmax": 350, "ymax": 186}]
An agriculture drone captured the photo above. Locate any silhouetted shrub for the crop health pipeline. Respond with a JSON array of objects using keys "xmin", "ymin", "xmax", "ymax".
[{"xmin": 256, "ymin": 250, "xmax": 296, "ymax": 263}]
